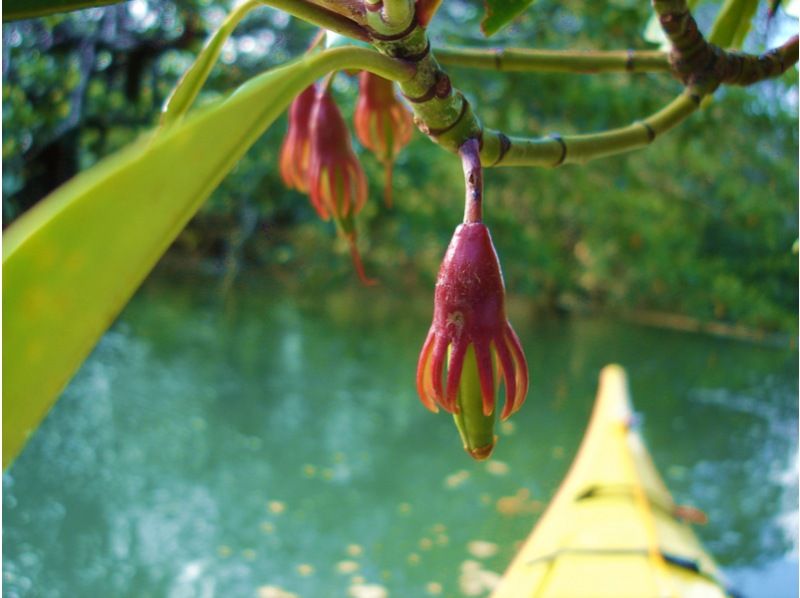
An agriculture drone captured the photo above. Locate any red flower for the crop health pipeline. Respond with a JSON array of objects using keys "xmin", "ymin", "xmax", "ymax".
[
  {"xmin": 354, "ymin": 72, "xmax": 413, "ymax": 207},
  {"xmin": 279, "ymin": 85, "xmax": 316, "ymax": 192},
  {"xmin": 416, "ymin": 222, "xmax": 528, "ymax": 421},
  {"xmin": 307, "ymin": 87, "xmax": 376, "ymax": 286}
]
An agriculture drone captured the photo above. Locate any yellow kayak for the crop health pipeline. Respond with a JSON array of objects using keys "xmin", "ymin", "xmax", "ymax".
[{"xmin": 491, "ymin": 364, "xmax": 733, "ymax": 598}]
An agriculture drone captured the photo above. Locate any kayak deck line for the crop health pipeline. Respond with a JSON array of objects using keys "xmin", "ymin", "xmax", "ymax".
[
  {"xmin": 522, "ymin": 548, "xmax": 727, "ymax": 590},
  {"xmin": 575, "ymin": 484, "xmax": 709, "ymax": 525},
  {"xmin": 490, "ymin": 364, "xmax": 735, "ymax": 598}
]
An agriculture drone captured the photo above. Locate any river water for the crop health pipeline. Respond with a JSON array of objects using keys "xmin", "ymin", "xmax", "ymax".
[{"xmin": 4, "ymin": 274, "xmax": 798, "ymax": 597}]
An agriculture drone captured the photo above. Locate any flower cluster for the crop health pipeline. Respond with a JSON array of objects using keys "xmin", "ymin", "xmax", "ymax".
[{"xmin": 278, "ymin": 74, "xmax": 413, "ymax": 285}]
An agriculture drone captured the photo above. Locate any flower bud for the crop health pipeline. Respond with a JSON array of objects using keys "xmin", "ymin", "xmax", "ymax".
[
  {"xmin": 308, "ymin": 87, "xmax": 367, "ymax": 222},
  {"xmin": 279, "ymin": 85, "xmax": 316, "ymax": 192},
  {"xmin": 416, "ymin": 222, "xmax": 529, "ymax": 458},
  {"xmin": 354, "ymin": 72, "xmax": 413, "ymax": 207},
  {"xmin": 307, "ymin": 87, "xmax": 375, "ymax": 286}
]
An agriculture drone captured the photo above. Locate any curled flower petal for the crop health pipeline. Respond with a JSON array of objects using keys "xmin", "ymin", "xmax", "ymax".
[
  {"xmin": 494, "ymin": 333, "xmax": 517, "ymax": 420},
  {"xmin": 416, "ymin": 329, "xmax": 438, "ymax": 413},
  {"xmin": 504, "ymin": 325, "xmax": 529, "ymax": 414},
  {"xmin": 430, "ymin": 334, "xmax": 448, "ymax": 411},
  {"xmin": 279, "ymin": 85, "xmax": 316, "ymax": 192},
  {"xmin": 445, "ymin": 339, "xmax": 467, "ymax": 413}
]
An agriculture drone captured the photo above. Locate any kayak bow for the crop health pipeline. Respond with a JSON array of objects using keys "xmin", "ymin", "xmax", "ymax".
[{"xmin": 491, "ymin": 364, "xmax": 733, "ymax": 598}]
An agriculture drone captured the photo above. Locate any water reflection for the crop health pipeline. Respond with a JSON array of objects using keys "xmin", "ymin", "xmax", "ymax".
[{"xmin": 4, "ymin": 274, "xmax": 797, "ymax": 597}]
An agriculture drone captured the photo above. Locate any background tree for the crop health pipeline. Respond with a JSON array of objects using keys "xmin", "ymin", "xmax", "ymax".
[{"xmin": 2, "ymin": 0, "xmax": 797, "ymax": 467}]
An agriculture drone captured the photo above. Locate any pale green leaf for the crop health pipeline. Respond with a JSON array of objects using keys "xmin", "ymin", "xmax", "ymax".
[
  {"xmin": 161, "ymin": 0, "xmax": 261, "ymax": 127},
  {"xmin": 2, "ymin": 47, "xmax": 398, "ymax": 469},
  {"xmin": 708, "ymin": 0, "xmax": 759, "ymax": 48}
]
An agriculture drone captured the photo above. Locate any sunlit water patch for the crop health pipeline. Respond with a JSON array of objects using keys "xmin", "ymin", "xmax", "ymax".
[{"xmin": 4, "ymin": 274, "xmax": 797, "ymax": 597}]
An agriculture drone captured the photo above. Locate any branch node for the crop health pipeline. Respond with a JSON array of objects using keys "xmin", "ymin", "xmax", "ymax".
[
  {"xmin": 549, "ymin": 134, "xmax": 567, "ymax": 167},
  {"xmin": 492, "ymin": 132, "xmax": 511, "ymax": 166},
  {"xmin": 427, "ymin": 96, "xmax": 469, "ymax": 137},
  {"xmin": 637, "ymin": 121, "xmax": 657, "ymax": 143}
]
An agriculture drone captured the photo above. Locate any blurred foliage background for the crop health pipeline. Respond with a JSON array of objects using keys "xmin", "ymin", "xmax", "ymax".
[{"xmin": 3, "ymin": 0, "xmax": 798, "ymax": 332}]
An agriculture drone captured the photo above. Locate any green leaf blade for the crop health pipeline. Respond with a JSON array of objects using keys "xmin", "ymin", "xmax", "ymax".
[
  {"xmin": 2, "ymin": 57, "xmax": 318, "ymax": 470},
  {"xmin": 481, "ymin": 0, "xmax": 537, "ymax": 37},
  {"xmin": 160, "ymin": 0, "xmax": 261, "ymax": 127},
  {"xmin": 3, "ymin": 0, "xmax": 123, "ymax": 21},
  {"xmin": 708, "ymin": 0, "xmax": 759, "ymax": 48}
]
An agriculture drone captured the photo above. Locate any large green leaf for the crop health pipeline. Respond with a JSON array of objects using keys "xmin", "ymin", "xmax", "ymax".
[
  {"xmin": 2, "ymin": 46, "xmax": 403, "ymax": 469},
  {"xmin": 3, "ymin": 0, "xmax": 123, "ymax": 21},
  {"xmin": 481, "ymin": 0, "xmax": 537, "ymax": 37},
  {"xmin": 161, "ymin": 0, "xmax": 261, "ymax": 127},
  {"xmin": 707, "ymin": 0, "xmax": 759, "ymax": 48},
  {"xmin": 644, "ymin": 0, "xmax": 757, "ymax": 50}
]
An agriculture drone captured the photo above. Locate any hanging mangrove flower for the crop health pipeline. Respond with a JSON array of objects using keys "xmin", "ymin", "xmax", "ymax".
[
  {"xmin": 416, "ymin": 224, "xmax": 528, "ymax": 420},
  {"xmin": 416, "ymin": 0, "xmax": 443, "ymax": 27},
  {"xmin": 353, "ymin": 72, "xmax": 413, "ymax": 208},
  {"xmin": 416, "ymin": 139, "xmax": 528, "ymax": 459},
  {"xmin": 307, "ymin": 86, "xmax": 376, "ymax": 285},
  {"xmin": 279, "ymin": 85, "xmax": 317, "ymax": 192}
]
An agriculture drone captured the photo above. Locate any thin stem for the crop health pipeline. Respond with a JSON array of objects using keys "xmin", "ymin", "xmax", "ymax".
[
  {"xmin": 460, "ymin": 138, "xmax": 483, "ymax": 223},
  {"xmin": 309, "ymin": 0, "xmax": 367, "ymax": 26},
  {"xmin": 311, "ymin": 46, "xmax": 415, "ymax": 83},
  {"xmin": 319, "ymin": 70, "xmax": 337, "ymax": 93},
  {"xmin": 435, "ymin": 46, "xmax": 670, "ymax": 74},
  {"xmin": 257, "ymin": 0, "xmax": 370, "ymax": 41},
  {"xmin": 306, "ymin": 28, "xmax": 327, "ymax": 52},
  {"xmin": 383, "ymin": 161, "xmax": 394, "ymax": 208}
]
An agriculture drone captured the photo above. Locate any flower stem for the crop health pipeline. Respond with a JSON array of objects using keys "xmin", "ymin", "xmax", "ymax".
[
  {"xmin": 459, "ymin": 138, "xmax": 483, "ymax": 223},
  {"xmin": 257, "ymin": 0, "xmax": 370, "ymax": 41},
  {"xmin": 435, "ymin": 46, "xmax": 670, "ymax": 74},
  {"xmin": 383, "ymin": 161, "xmax": 394, "ymax": 209},
  {"xmin": 346, "ymin": 234, "xmax": 379, "ymax": 286}
]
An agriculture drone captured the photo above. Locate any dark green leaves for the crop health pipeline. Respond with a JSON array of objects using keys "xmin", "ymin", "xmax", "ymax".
[{"xmin": 3, "ymin": 0, "xmax": 122, "ymax": 21}]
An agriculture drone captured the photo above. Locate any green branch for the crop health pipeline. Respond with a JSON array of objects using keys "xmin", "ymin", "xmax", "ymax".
[
  {"xmin": 484, "ymin": 93, "xmax": 698, "ymax": 167},
  {"xmin": 364, "ymin": 0, "xmax": 415, "ymax": 37},
  {"xmin": 258, "ymin": 0, "xmax": 370, "ymax": 41},
  {"xmin": 653, "ymin": 0, "xmax": 798, "ymax": 96},
  {"xmin": 435, "ymin": 46, "xmax": 670, "ymax": 74},
  {"xmin": 361, "ymin": 3, "xmax": 798, "ymax": 169}
]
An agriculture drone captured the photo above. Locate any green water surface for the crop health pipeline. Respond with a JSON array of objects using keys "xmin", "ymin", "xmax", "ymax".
[{"xmin": 3, "ymin": 274, "xmax": 798, "ymax": 597}]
